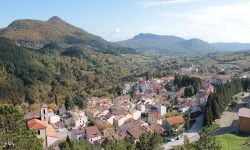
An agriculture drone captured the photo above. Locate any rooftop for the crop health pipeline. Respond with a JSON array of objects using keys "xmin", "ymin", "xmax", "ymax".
[
  {"xmin": 148, "ymin": 112, "xmax": 163, "ymax": 120},
  {"xmin": 27, "ymin": 119, "xmax": 58, "ymax": 138},
  {"xmin": 166, "ymin": 115, "xmax": 185, "ymax": 126},
  {"xmin": 238, "ymin": 108, "xmax": 250, "ymax": 118}
]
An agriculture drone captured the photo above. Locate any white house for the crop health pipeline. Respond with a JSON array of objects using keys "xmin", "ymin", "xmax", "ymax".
[
  {"xmin": 136, "ymin": 104, "xmax": 146, "ymax": 114},
  {"xmin": 71, "ymin": 110, "xmax": 88, "ymax": 128},
  {"xmin": 155, "ymin": 104, "xmax": 167, "ymax": 116},
  {"xmin": 71, "ymin": 126, "xmax": 102, "ymax": 144},
  {"xmin": 49, "ymin": 115, "xmax": 61, "ymax": 124},
  {"xmin": 40, "ymin": 104, "xmax": 60, "ymax": 124}
]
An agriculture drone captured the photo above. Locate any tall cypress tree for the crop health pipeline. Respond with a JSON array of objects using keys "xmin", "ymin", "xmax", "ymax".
[
  {"xmin": 204, "ymin": 106, "xmax": 213, "ymax": 126},
  {"xmin": 211, "ymin": 98, "xmax": 220, "ymax": 120}
]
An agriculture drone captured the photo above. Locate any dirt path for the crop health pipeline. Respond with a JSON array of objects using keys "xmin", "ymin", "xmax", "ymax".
[{"xmin": 212, "ymin": 102, "xmax": 246, "ymax": 136}]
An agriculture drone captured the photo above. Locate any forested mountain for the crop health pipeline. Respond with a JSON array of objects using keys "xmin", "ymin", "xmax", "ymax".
[
  {"xmin": 117, "ymin": 33, "xmax": 250, "ymax": 55},
  {"xmin": 0, "ymin": 37, "xmax": 138, "ymax": 106},
  {"xmin": 116, "ymin": 33, "xmax": 216, "ymax": 55},
  {"xmin": 0, "ymin": 16, "xmax": 135, "ymax": 54}
]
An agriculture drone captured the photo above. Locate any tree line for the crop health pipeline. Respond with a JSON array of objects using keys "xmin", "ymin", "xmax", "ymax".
[
  {"xmin": 204, "ymin": 78, "xmax": 250, "ymax": 126},
  {"xmin": 174, "ymin": 75, "xmax": 202, "ymax": 97}
]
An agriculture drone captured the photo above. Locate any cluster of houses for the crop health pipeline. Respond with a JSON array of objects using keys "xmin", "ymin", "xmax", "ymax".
[{"xmin": 24, "ymin": 75, "xmax": 220, "ymax": 149}]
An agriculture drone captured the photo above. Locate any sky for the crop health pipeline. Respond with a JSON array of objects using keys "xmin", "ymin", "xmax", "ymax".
[{"xmin": 1, "ymin": 0, "xmax": 250, "ymax": 43}]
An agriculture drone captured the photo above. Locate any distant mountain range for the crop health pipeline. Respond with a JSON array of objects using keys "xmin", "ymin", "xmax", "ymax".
[
  {"xmin": 0, "ymin": 16, "xmax": 135, "ymax": 54},
  {"xmin": 1, "ymin": 17, "xmax": 250, "ymax": 55},
  {"xmin": 116, "ymin": 33, "xmax": 250, "ymax": 55}
]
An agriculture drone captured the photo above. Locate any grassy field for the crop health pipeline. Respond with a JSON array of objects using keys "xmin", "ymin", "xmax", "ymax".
[{"xmin": 215, "ymin": 134, "xmax": 249, "ymax": 150}]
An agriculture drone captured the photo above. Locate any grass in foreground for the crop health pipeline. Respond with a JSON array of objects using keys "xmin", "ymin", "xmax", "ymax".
[{"xmin": 215, "ymin": 134, "xmax": 249, "ymax": 150}]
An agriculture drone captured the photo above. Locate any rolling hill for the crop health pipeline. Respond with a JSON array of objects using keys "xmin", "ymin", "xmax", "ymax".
[
  {"xmin": 117, "ymin": 33, "xmax": 250, "ymax": 55},
  {"xmin": 212, "ymin": 42, "xmax": 250, "ymax": 51},
  {"xmin": 0, "ymin": 16, "xmax": 135, "ymax": 54},
  {"xmin": 116, "ymin": 33, "xmax": 215, "ymax": 55}
]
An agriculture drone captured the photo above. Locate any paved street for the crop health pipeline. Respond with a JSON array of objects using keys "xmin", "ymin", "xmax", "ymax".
[{"xmin": 162, "ymin": 115, "xmax": 203, "ymax": 150}]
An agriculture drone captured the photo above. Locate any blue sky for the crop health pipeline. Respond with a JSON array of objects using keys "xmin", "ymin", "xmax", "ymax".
[{"xmin": 1, "ymin": 0, "xmax": 250, "ymax": 42}]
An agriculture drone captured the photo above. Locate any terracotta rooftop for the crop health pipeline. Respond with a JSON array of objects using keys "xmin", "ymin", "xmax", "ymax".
[
  {"xmin": 238, "ymin": 108, "xmax": 250, "ymax": 118},
  {"xmin": 148, "ymin": 112, "xmax": 163, "ymax": 119},
  {"xmin": 85, "ymin": 126, "xmax": 102, "ymax": 138},
  {"xmin": 149, "ymin": 123, "xmax": 165, "ymax": 134},
  {"xmin": 27, "ymin": 119, "xmax": 58, "ymax": 138},
  {"xmin": 166, "ymin": 115, "xmax": 185, "ymax": 126},
  {"xmin": 72, "ymin": 128, "xmax": 86, "ymax": 135},
  {"xmin": 128, "ymin": 127, "xmax": 144, "ymax": 139}
]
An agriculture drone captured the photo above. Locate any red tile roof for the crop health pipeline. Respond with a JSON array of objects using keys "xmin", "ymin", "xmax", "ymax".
[
  {"xmin": 149, "ymin": 123, "xmax": 165, "ymax": 134},
  {"xmin": 85, "ymin": 126, "xmax": 102, "ymax": 139},
  {"xmin": 148, "ymin": 112, "xmax": 163, "ymax": 119},
  {"xmin": 27, "ymin": 119, "xmax": 58, "ymax": 138},
  {"xmin": 166, "ymin": 115, "xmax": 185, "ymax": 126}
]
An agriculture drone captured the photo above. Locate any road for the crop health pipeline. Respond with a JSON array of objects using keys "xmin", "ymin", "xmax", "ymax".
[{"xmin": 162, "ymin": 115, "xmax": 203, "ymax": 150}]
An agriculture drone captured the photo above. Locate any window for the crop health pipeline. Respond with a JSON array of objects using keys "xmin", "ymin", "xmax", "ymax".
[
  {"xmin": 44, "ymin": 116, "xmax": 46, "ymax": 121},
  {"xmin": 37, "ymin": 130, "xmax": 40, "ymax": 135},
  {"xmin": 43, "ymin": 109, "xmax": 46, "ymax": 114}
]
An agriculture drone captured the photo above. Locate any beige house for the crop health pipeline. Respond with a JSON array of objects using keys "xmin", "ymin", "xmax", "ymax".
[
  {"xmin": 238, "ymin": 108, "xmax": 250, "ymax": 132},
  {"xmin": 128, "ymin": 109, "xmax": 141, "ymax": 120},
  {"xmin": 113, "ymin": 114, "xmax": 132, "ymax": 128}
]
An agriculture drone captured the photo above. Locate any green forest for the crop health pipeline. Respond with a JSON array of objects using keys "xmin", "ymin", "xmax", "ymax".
[{"xmin": 0, "ymin": 37, "xmax": 139, "ymax": 108}]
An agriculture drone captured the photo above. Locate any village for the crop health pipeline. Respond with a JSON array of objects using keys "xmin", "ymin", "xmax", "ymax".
[{"xmin": 24, "ymin": 64, "xmax": 250, "ymax": 150}]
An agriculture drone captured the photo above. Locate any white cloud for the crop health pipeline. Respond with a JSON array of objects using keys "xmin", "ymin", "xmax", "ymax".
[
  {"xmin": 158, "ymin": 12, "xmax": 182, "ymax": 18},
  {"xmin": 115, "ymin": 28, "xmax": 121, "ymax": 33},
  {"xmin": 137, "ymin": 0, "xmax": 203, "ymax": 7},
  {"xmin": 154, "ymin": 2, "xmax": 250, "ymax": 42}
]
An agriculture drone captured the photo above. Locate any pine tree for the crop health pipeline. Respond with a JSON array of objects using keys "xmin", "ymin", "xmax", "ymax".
[
  {"xmin": 55, "ymin": 94, "xmax": 59, "ymax": 106},
  {"xmin": 136, "ymin": 131, "xmax": 163, "ymax": 150},
  {"xmin": 194, "ymin": 127, "xmax": 221, "ymax": 150},
  {"xmin": 211, "ymin": 97, "xmax": 220, "ymax": 120},
  {"xmin": 184, "ymin": 113, "xmax": 191, "ymax": 131},
  {"xmin": 204, "ymin": 106, "xmax": 213, "ymax": 126}
]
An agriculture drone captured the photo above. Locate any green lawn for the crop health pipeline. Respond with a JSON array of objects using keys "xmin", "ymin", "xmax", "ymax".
[{"xmin": 215, "ymin": 134, "xmax": 249, "ymax": 150}]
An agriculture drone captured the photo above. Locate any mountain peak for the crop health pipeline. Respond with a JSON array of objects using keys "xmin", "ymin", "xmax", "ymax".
[
  {"xmin": 47, "ymin": 16, "xmax": 64, "ymax": 23},
  {"xmin": 133, "ymin": 33, "xmax": 159, "ymax": 40}
]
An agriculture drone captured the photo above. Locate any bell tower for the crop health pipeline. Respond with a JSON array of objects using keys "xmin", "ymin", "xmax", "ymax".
[{"xmin": 40, "ymin": 104, "xmax": 48, "ymax": 122}]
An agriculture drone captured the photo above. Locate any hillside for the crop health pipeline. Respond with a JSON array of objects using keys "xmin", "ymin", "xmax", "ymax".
[
  {"xmin": 117, "ymin": 33, "xmax": 250, "ymax": 55},
  {"xmin": 116, "ymin": 33, "xmax": 216, "ymax": 55},
  {"xmin": 0, "ymin": 16, "xmax": 135, "ymax": 54},
  {"xmin": 0, "ymin": 37, "xmax": 139, "ymax": 106}
]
